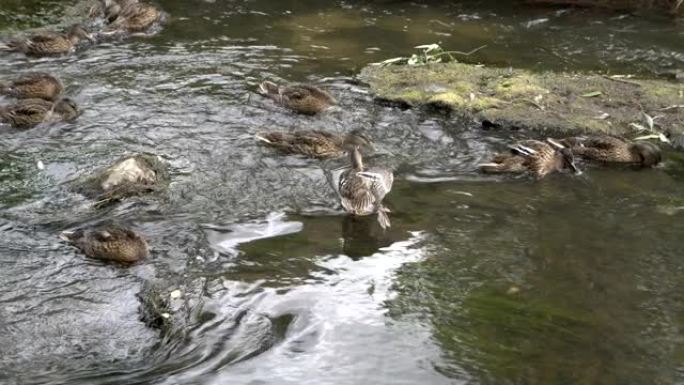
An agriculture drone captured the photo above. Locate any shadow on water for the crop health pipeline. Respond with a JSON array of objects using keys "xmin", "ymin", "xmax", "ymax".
[{"xmin": 1, "ymin": 0, "xmax": 684, "ymax": 384}]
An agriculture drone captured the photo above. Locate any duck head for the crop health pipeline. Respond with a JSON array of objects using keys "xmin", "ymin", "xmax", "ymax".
[
  {"xmin": 54, "ymin": 98, "xmax": 81, "ymax": 120},
  {"xmin": 344, "ymin": 130, "xmax": 374, "ymax": 151},
  {"xmin": 548, "ymin": 138, "xmax": 581, "ymax": 174},
  {"xmin": 67, "ymin": 24, "xmax": 95, "ymax": 43},
  {"xmin": 632, "ymin": 141, "xmax": 662, "ymax": 167}
]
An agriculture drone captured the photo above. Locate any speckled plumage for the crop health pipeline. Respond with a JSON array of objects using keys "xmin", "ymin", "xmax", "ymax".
[
  {"xmin": 559, "ymin": 135, "xmax": 661, "ymax": 166},
  {"xmin": 0, "ymin": 73, "xmax": 63, "ymax": 101},
  {"xmin": 0, "ymin": 98, "xmax": 80, "ymax": 128},
  {"xmin": 339, "ymin": 147, "xmax": 394, "ymax": 229},
  {"xmin": 5, "ymin": 25, "xmax": 93, "ymax": 56},
  {"xmin": 255, "ymin": 130, "xmax": 373, "ymax": 159},
  {"xmin": 60, "ymin": 226, "xmax": 148, "ymax": 263},
  {"xmin": 479, "ymin": 139, "xmax": 579, "ymax": 178},
  {"xmin": 106, "ymin": 2, "xmax": 161, "ymax": 33},
  {"xmin": 258, "ymin": 81, "xmax": 336, "ymax": 115}
]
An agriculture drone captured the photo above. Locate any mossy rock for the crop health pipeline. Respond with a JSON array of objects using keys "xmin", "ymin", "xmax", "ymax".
[
  {"xmin": 360, "ymin": 62, "xmax": 684, "ymax": 139},
  {"xmin": 71, "ymin": 153, "xmax": 170, "ymax": 207}
]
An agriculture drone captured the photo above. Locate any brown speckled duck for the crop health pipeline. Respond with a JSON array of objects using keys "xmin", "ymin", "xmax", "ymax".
[
  {"xmin": 557, "ymin": 135, "xmax": 662, "ymax": 167},
  {"xmin": 60, "ymin": 225, "xmax": 148, "ymax": 263},
  {"xmin": 255, "ymin": 130, "xmax": 373, "ymax": 159},
  {"xmin": 479, "ymin": 139, "xmax": 580, "ymax": 178},
  {"xmin": 0, "ymin": 98, "xmax": 80, "ymax": 128},
  {"xmin": 3, "ymin": 24, "xmax": 94, "ymax": 56},
  {"xmin": 90, "ymin": 0, "xmax": 139, "ymax": 23},
  {"xmin": 0, "ymin": 73, "xmax": 64, "ymax": 101},
  {"xmin": 339, "ymin": 146, "xmax": 394, "ymax": 230},
  {"xmin": 104, "ymin": 1, "xmax": 162, "ymax": 33},
  {"xmin": 258, "ymin": 81, "xmax": 337, "ymax": 115}
]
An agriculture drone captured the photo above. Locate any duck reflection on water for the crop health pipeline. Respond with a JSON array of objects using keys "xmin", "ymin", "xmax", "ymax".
[{"xmin": 341, "ymin": 215, "xmax": 393, "ymax": 260}]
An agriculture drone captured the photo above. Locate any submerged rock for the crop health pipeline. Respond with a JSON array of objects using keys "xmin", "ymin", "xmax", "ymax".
[
  {"xmin": 359, "ymin": 62, "xmax": 684, "ymax": 141},
  {"xmin": 71, "ymin": 153, "xmax": 169, "ymax": 206}
]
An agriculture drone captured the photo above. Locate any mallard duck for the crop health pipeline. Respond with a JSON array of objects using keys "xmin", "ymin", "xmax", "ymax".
[
  {"xmin": 0, "ymin": 73, "xmax": 63, "ymax": 101},
  {"xmin": 258, "ymin": 81, "xmax": 337, "ymax": 115},
  {"xmin": 557, "ymin": 135, "xmax": 662, "ymax": 167},
  {"xmin": 338, "ymin": 146, "xmax": 394, "ymax": 229},
  {"xmin": 479, "ymin": 139, "xmax": 580, "ymax": 178},
  {"xmin": 255, "ymin": 130, "xmax": 373, "ymax": 159},
  {"xmin": 90, "ymin": 0, "xmax": 139, "ymax": 23},
  {"xmin": 60, "ymin": 225, "xmax": 148, "ymax": 263},
  {"xmin": 3, "ymin": 24, "xmax": 94, "ymax": 56},
  {"xmin": 0, "ymin": 98, "xmax": 80, "ymax": 128},
  {"xmin": 104, "ymin": 2, "xmax": 162, "ymax": 33}
]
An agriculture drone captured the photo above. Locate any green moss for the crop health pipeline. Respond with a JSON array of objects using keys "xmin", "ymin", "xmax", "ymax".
[
  {"xmin": 494, "ymin": 75, "xmax": 547, "ymax": 99},
  {"xmin": 360, "ymin": 62, "xmax": 684, "ymax": 137}
]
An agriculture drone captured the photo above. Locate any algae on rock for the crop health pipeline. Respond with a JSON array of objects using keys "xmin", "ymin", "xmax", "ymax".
[
  {"xmin": 71, "ymin": 154, "xmax": 170, "ymax": 207},
  {"xmin": 360, "ymin": 62, "xmax": 684, "ymax": 139}
]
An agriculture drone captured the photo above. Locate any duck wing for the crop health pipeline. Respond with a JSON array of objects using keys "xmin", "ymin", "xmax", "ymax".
[{"xmin": 339, "ymin": 170, "xmax": 375, "ymax": 215}]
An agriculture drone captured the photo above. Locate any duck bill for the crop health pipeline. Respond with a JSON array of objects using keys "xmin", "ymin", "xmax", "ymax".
[{"xmin": 569, "ymin": 162, "xmax": 581, "ymax": 175}]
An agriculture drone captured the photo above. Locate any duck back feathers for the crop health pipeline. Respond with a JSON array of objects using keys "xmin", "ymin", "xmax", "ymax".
[{"xmin": 61, "ymin": 226, "xmax": 148, "ymax": 263}]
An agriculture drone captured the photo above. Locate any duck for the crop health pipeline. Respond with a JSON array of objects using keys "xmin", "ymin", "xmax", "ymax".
[
  {"xmin": 338, "ymin": 146, "xmax": 394, "ymax": 230},
  {"xmin": 3, "ymin": 24, "xmax": 94, "ymax": 56},
  {"xmin": 104, "ymin": 1, "xmax": 162, "ymax": 33},
  {"xmin": 90, "ymin": 0, "xmax": 139, "ymax": 24},
  {"xmin": 258, "ymin": 80, "xmax": 337, "ymax": 115},
  {"xmin": 0, "ymin": 98, "xmax": 80, "ymax": 128},
  {"xmin": 479, "ymin": 138, "xmax": 580, "ymax": 178},
  {"xmin": 0, "ymin": 73, "xmax": 64, "ymax": 101},
  {"xmin": 556, "ymin": 135, "xmax": 662, "ymax": 167},
  {"xmin": 60, "ymin": 225, "xmax": 149, "ymax": 263},
  {"xmin": 255, "ymin": 130, "xmax": 374, "ymax": 159}
]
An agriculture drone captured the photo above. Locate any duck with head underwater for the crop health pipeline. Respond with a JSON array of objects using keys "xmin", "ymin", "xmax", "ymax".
[
  {"xmin": 0, "ymin": 98, "xmax": 80, "ymax": 128},
  {"xmin": 338, "ymin": 144, "xmax": 394, "ymax": 230},
  {"xmin": 2, "ymin": 24, "xmax": 94, "ymax": 56},
  {"xmin": 479, "ymin": 138, "xmax": 581, "ymax": 179},
  {"xmin": 60, "ymin": 225, "xmax": 148, "ymax": 264},
  {"xmin": 556, "ymin": 135, "xmax": 662, "ymax": 167},
  {"xmin": 0, "ymin": 73, "xmax": 64, "ymax": 101},
  {"xmin": 255, "ymin": 129, "xmax": 374, "ymax": 159},
  {"xmin": 258, "ymin": 80, "xmax": 337, "ymax": 115}
]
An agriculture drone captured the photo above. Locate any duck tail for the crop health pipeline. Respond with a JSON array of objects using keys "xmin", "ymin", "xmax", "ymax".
[
  {"xmin": 377, "ymin": 208, "xmax": 391, "ymax": 230},
  {"xmin": 0, "ymin": 41, "xmax": 12, "ymax": 51},
  {"xmin": 254, "ymin": 133, "xmax": 272, "ymax": 143},
  {"xmin": 59, "ymin": 230, "xmax": 83, "ymax": 243},
  {"xmin": 258, "ymin": 81, "xmax": 280, "ymax": 98}
]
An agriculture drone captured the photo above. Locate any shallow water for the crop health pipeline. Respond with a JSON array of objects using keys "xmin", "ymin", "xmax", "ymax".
[{"xmin": 1, "ymin": 1, "xmax": 684, "ymax": 384}]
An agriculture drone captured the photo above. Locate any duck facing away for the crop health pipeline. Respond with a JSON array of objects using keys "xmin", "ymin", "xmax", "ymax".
[
  {"xmin": 258, "ymin": 81, "xmax": 337, "ymax": 115},
  {"xmin": 557, "ymin": 135, "xmax": 662, "ymax": 167},
  {"xmin": 104, "ymin": 2, "xmax": 162, "ymax": 33},
  {"xmin": 90, "ymin": 0, "xmax": 139, "ymax": 23},
  {"xmin": 3, "ymin": 24, "xmax": 93, "ymax": 56},
  {"xmin": 0, "ymin": 73, "xmax": 63, "ymax": 101},
  {"xmin": 0, "ymin": 98, "xmax": 80, "ymax": 128},
  {"xmin": 255, "ymin": 130, "xmax": 373, "ymax": 159},
  {"xmin": 479, "ymin": 139, "xmax": 580, "ymax": 178},
  {"xmin": 60, "ymin": 225, "xmax": 148, "ymax": 263},
  {"xmin": 339, "ymin": 146, "xmax": 394, "ymax": 230}
]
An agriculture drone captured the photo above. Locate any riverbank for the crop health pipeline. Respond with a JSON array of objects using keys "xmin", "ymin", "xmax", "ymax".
[{"xmin": 360, "ymin": 62, "xmax": 683, "ymax": 143}]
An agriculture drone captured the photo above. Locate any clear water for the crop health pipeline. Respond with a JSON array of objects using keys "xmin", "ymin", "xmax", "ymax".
[{"xmin": 1, "ymin": 1, "xmax": 684, "ymax": 384}]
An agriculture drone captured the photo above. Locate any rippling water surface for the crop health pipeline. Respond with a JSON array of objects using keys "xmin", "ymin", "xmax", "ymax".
[{"xmin": 1, "ymin": 1, "xmax": 684, "ymax": 384}]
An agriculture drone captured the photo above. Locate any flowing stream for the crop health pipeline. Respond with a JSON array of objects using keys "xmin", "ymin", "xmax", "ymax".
[{"xmin": 1, "ymin": 1, "xmax": 684, "ymax": 384}]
